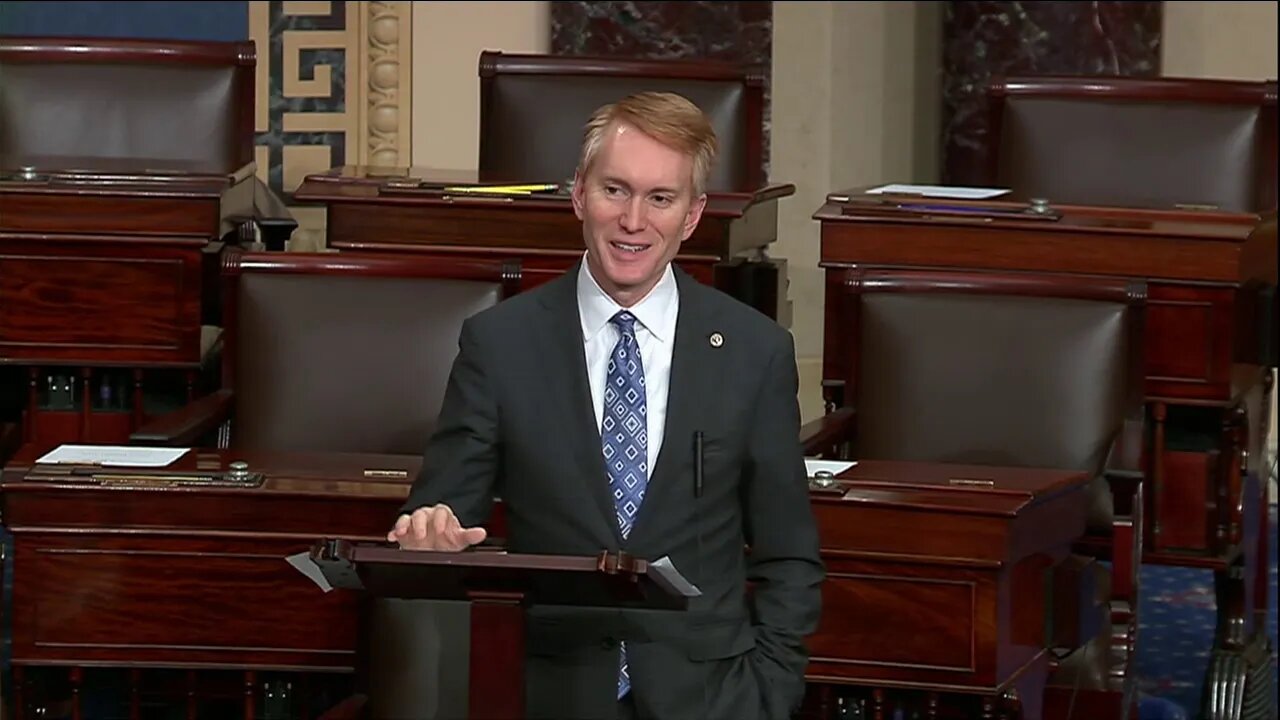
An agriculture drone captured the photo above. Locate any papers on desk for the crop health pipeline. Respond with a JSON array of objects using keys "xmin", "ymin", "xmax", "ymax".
[
  {"xmin": 286, "ymin": 552, "xmax": 334, "ymax": 593},
  {"xmin": 865, "ymin": 184, "xmax": 1010, "ymax": 200},
  {"xmin": 35, "ymin": 444, "xmax": 190, "ymax": 467},
  {"xmin": 804, "ymin": 459, "xmax": 857, "ymax": 477}
]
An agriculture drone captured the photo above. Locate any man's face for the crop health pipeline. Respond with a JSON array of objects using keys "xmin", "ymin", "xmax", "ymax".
[{"xmin": 571, "ymin": 122, "xmax": 707, "ymax": 306}]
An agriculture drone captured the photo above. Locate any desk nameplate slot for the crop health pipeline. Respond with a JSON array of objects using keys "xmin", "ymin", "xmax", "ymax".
[{"xmin": 23, "ymin": 470, "xmax": 265, "ymax": 489}]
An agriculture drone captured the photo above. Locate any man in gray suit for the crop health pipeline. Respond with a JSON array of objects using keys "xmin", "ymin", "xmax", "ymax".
[{"xmin": 389, "ymin": 91, "xmax": 824, "ymax": 720}]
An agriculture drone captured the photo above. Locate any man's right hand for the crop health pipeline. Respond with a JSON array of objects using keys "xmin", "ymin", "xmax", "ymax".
[{"xmin": 387, "ymin": 504, "xmax": 488, "ymax": 551}]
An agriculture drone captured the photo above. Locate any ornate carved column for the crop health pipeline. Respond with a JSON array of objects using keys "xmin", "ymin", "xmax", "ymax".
[
  {"xmin": 359, "ymin": 1, "xmax": 412, "ymax": 169},
  {"xmin": 250, "ymin": 0, "xmax": 413, "ymax": 250}
]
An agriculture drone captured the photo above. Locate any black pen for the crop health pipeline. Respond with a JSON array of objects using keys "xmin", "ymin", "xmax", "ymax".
[{"xmin": 693, "ymin": 431, "xmax": 704, "ymax": 498}]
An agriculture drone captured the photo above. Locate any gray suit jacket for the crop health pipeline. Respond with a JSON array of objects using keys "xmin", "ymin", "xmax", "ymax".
[{"xmin": 402, "ymin": 263, "xmax": 824, "ymax": 720}]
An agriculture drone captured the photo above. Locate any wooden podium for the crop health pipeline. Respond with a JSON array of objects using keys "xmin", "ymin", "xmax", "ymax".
[
  {"xmin": 292, "ymin": 166, "xmax": 795, "ymax": 323},
  {"xmin": 309, "ymin": 540, "xmax": 693, "ymax": 720},
  {"xmin": 813, "ymin": 190, "xmax": 1277, "ymax": 718}
]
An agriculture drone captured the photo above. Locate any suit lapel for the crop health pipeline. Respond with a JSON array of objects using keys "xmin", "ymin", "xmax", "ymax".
[
  {"xmin": 628, "ymin": 270, "xmax": 723, "ymax": 546},
  {"xmin": 534, "ymin": 267, "xmax": 623, "ymax": 546}
]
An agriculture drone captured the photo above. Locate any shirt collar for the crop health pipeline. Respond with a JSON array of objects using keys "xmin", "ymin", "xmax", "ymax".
[{"xmin": 577, "ymin": 254, "xmax": 678, "ymax": 343}]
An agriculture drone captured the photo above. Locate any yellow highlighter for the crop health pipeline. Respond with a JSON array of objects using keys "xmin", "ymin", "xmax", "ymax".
[{"xmin": 443, "ymin": 183, "xmax": 559, "ymax": 195}]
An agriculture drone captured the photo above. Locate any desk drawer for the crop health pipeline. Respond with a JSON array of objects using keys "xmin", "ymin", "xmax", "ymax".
[
  {"xmin": 0, "ymin": 238, "xmax": 205, "ymax": 365},
  {"xmin": 1145, "ymin": 283, "xmax": 1236, "ymax": 400},
  {"xmin": 9, "ymin": 534, "xmax": 358, "ymax": 670},
  {"xmin": 0, "ymin": 191, "xmax": 221, "ymax": 236}
]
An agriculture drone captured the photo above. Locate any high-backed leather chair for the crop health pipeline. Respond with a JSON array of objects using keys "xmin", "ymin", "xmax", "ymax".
[
  {"xmin": 0, "ymin": 35, "xmax": 296, "ymax": 248},
  {"xmin": 477, "ymin": 50, "xmax": 767, "ymax": 192},
  {"xmin": 982, "ymin": 76, "xmax": 1277, "ymax": 213},
  {"xmin": 131, "ymin": 251, "xmax": 519, "ymax": 453},
  {"xmin": 130, "ymin": 250, "xmax": 520, "ymax": 720},
  {"xmin": 804, "ymin": 267, "xmax": 1147, "ymax": 716}
]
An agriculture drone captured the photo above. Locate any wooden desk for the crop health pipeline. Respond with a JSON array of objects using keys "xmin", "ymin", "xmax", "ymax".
[
  {"xmin": 293, "ymin": 166, "xmax": 795, "ymax": 323},
  {"xmin": 0, "ymin": 447, "xmax": 416, "ymax": 669},
  {"xmin": 0, "ymin": 157, "xmax": 256, "ymax": 450},
  {"xmin": 0, "ymin": 445, "xmax": 417, "ymax": 718},
  {"xmin": 803, "ymin": 460, "xmax": 1106, "ymax": 720},
  {"xmin": 2, "ymin": 446, "xmax": 1103, "ymax": 720},
  {"xmin": 814, "ymin": 191, "xmax": 1276, "ymax": 719}
]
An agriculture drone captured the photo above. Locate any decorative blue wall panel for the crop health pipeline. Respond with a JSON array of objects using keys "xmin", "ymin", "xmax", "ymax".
[{"xmin": 0, "ymin": 1, "xmax": 247, "ymax": 41}]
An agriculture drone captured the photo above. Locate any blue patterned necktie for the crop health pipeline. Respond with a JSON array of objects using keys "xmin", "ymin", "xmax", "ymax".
[{"xmin": 601, "ymin": 310, "xmax": 647, "ymax": 698}]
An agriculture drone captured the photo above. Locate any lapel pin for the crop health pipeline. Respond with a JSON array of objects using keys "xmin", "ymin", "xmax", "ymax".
[{"xmin": 709, "ymin": 332, "xmax": 724, "ymax": 348}]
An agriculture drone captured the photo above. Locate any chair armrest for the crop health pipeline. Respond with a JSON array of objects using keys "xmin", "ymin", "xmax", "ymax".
[
  {"xmin": 799, "ymin": 407, "xmax": 856, "ymax": 458},
  {"xmin": 1103, "ymin": 417, "xmax": 1146, "ymax": 517},
  {"xmin": 1093, "ymin": 417, "xmax": 1146, "ymax": 626},
  {"xmin": 129, "ymin": 390, "xmax": 235, "ymax": 446},
  {"xmin": 253, "ymin": 177, "xmax": 298, "ymax": 251}
]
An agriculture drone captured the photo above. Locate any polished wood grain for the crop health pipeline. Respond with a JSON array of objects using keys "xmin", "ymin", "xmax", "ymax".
[
  {"xmin": 298, "ymin": 166, "xmax": 787, "ymax": 258},
  {"xmin": 223, "ymin": 248, "xmax": 522, "ymax": 289},
  {"xmin": 804, "ymin": 461, "xmax": 1090, "ymax": 719},
  {"xmin": 4, "ymin": 444, "xmax": 1103, "ymax": 719},
  {"xmin": 294, "ymin": 166, "xmax": 791, "ymax": 317},
  {"xmin": 816, "ymin": 205, "xmax": 1261, "ymax": 284},
  {"xmin": 314, "ymin": 540, "xmax": 686, "ymax": 720},
  {"xmin": 0, "ymin": 190, "xmax": 229, "ymax": 237},
  {"xmin": 1, "ymin": 445, "xmax": 418, "ymax": 672},
  {"xmin": 0, "ymin": 161, "xmax": 254, "ymax": 240},
  {"xmin": 0, "ymin": 237, "xmax": 206, "ymax": 365}
]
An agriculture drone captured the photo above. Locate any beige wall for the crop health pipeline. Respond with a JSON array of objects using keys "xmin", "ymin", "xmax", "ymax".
[
  {"xmin": 771, "ymin": 1, "xmax": 943, "ymax": 421},
  {"xmin": 411, "ymin": 1, "xmax": 550, "ymax": 170},
  {"xmin": 1163, "ymin": 1, "xmax": 1278, "ymax": 79}
]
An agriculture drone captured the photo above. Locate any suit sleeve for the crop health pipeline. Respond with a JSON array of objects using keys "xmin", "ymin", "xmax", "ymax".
[
  {"xmin": 742, "ymin": 331, "xmax": 825, "ymax": 719},
  {"xmin": 399, "ymin": 316, "xmax": 501, "ymax": 528}
]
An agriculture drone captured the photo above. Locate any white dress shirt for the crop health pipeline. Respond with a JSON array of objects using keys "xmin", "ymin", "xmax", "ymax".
[{"xmin": 578, "ymin": 258, "xmax": 679, "ymax": 476}]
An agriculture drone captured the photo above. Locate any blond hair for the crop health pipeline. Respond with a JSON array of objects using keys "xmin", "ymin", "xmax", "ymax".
[{"xmin": 577, "ymin": 91, "xmax": 718, "ymax": 197}]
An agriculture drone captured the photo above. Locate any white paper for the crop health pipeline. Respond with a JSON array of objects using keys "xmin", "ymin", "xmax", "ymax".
[
  {"xmin": 804, "ymin": 459, "xmax": 857, "ymax": 477},
  {"xmin": 35, "ymin": 444, "xmax": 190, "ymax": 467},
  {"xmin": 286, "ymin": 552, "xmax": 334, "ymax": 593},
  {"xmin": 865, "ymin": 183, "xmax": 1010, "ymax": 199},
  {"xmin": 650, "ymin": 556, "xmax": 702, "ymax": 597}
]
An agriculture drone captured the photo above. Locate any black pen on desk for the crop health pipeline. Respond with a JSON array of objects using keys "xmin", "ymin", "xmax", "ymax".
[{"xmin": 693, "ymin": 431, "xmax": 704, "ymax": 498}]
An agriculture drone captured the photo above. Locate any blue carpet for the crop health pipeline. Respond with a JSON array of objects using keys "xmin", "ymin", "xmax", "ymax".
[{"xmin": 1134, "ymin": 502, "xmax": 1279, "ymax": 718}]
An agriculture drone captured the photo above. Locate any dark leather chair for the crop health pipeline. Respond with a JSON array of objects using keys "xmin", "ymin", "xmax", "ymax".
[
  {"xmin": 0, "ymin": 35, "xmax": 296, "ymax": 248},
  {"xmin": 129, "ymin": 250, "xmax": 520, "ymax": 720},
  {"xmin": 477, "ymin": 50, "xmax": 767, "ymax": 192},
  {"xmin": 131, "ymin": 251, "xmax": 519, "ymax": 453},
  {"xmin": 803, "ymin": 267, "xmax": 1147, "ymax": 716},
  {"xmin": 983, "ymin": 76, "xmax": 1277, "ymax": 213}
]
